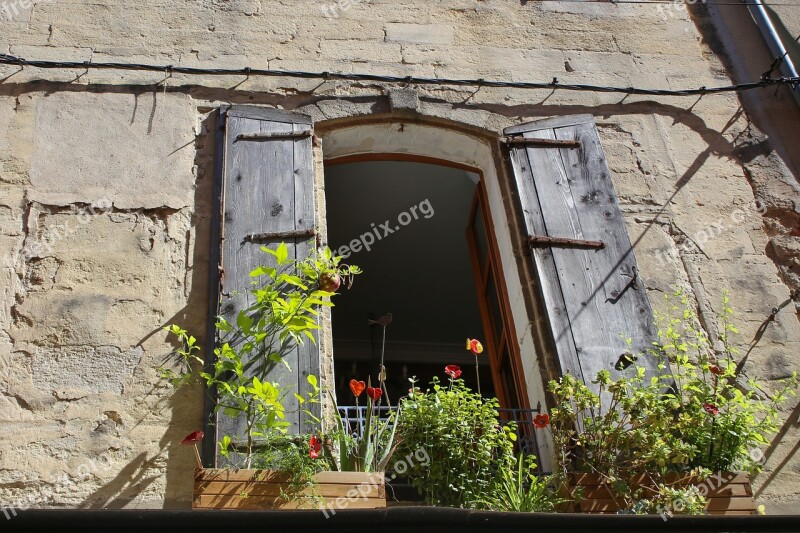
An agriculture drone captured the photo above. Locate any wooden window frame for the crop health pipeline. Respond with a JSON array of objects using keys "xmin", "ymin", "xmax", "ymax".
[{"xmin": 466, "ymin": 180, "xmax": 531, "ymax": 411}]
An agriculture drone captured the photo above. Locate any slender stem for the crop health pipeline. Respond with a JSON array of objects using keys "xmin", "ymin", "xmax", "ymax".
[
  {"xmin": 474, "ymin": 353, "xmax": 481, "ymax": 395},
  {"xmin": 246, "ymin": 400, "xmax": 255, "ymax": 469},
  {"xmin": 193, "ymin": 444, "xmax": 203, "ymax": 469},
  {"xmin": 379, "ymin": 324, "xmax": 388, "ymax": 406}
]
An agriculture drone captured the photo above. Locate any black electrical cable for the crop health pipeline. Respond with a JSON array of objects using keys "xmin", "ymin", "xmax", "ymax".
[{"xmin": 0, "ymin": 53, "xmax": 797, "ymax": 97}]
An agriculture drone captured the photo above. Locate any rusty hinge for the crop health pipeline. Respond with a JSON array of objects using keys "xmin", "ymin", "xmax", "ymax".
[
  {"xmin": 504, "ymin": 136, "xmax": 581, "ymax": 148},
  {"xmin": 529, "ymin": 235, "xmax": 605, "ymax": 250},
  {"xmin": 244, "ymin": 228, "xmax": 317, "ymax": 242},
  {"xmin": 237, "ymin": 130, "xmax": 313, "ymax": 141}
]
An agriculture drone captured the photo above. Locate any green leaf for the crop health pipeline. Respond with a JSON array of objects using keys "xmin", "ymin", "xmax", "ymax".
[
  {"xmin": 236, "ymin": 312, "xmax": 253, "ymax": 332},
  {"xmin": 249, "ymin": 266, "xmax": 276, "ymax": 278},
  {"xmin": 275, "ymin": 243, "xmax": 289, "ymax": 265}
]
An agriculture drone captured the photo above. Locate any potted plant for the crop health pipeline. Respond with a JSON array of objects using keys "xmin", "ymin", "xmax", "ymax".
[
  {"xmin": 163, "ymin": 243, "xmax": 384, "ymax": 510},
  {"xmin": 542, "ymin": 289, "xmax": 798, "ymax": 516},
  {"xmin": 391, "ymin": 365, "xmax": 561, "ymax": 511}
]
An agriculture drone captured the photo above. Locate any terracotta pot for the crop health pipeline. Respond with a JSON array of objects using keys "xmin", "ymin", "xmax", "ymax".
[
  {"xmin": 570, "ymin": 471, "xmax": 757, "ymax": 515},
  {"xmin": 193, "ymin": 469, "xmax": 386, "ymax": 510}
]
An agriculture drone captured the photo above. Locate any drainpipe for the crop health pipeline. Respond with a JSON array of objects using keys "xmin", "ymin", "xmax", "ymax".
[{"xmin": 746, "ymin": 0, "xmax": 800, "ymax": 105}]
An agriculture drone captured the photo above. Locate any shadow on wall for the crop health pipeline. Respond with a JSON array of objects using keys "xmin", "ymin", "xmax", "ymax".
[
  {"xmin": 76, "ymin": 110, "xmax": 216, "ymax": 509},
  {"xmin": 755, "ymin": 399, "xmax": 800, "ymax": 500}
]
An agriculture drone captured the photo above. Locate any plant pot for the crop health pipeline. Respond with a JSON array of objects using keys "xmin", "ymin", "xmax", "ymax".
[
  {"xmin": 570, "ymin": 471, "xmax": 757, "ymax": 515},
  {"xmin": 193, "ymin": 469, "xmax": 386, "ymax": 510}
]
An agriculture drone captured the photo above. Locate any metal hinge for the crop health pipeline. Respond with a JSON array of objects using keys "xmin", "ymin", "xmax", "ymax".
[
  {"xmin": 529, "ymin": 235, "xmax": 605, "ymax": 250},
  {"xmin": 237, "ymin": 130, "xmax": 313, "ymax": 141},
  {"xmin": 504, "ymin": 136, "xmax": 581, "ymax": 148},
  {"xmin": 244, "ymin": 228, "xmax": 317, "ymax": 242}
]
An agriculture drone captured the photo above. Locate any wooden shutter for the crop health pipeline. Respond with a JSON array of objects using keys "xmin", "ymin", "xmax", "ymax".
[
  {"xmin": 505, "ymin": 115, "xmax": 661, "ymax": 394},
  {"xmin": 206, "ymin": 106, "xmax": 319, "ymax": 465}
]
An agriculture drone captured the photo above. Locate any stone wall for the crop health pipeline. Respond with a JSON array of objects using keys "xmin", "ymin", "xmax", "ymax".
[{"xmin": 0, "ymin": 0, "xmax": 798, "ymax": 513}]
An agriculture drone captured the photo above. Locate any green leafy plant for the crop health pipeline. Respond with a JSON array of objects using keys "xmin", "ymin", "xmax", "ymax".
[
  {"xmin": 478, "ymin": 454, "xmax": 563, "ymax": 512},
  {"xmin": 215, "ymin": 243, "xmax": 361, "ymax": 376},
  {"xmin": 392, "ymin": 368, "xmax": 518, "ymax": 508},
  {"xmin": 653, "ymin": 290, "xmax": 797, "ymax": 473},
  {"xmin": 163, "ymin": 243, "xmax": 362, "ymax": 469},
  {"xmin": 251, "ymin": 432, "xmax": 327, "ymax": 506},
  {"xmin": 627, "ymin": 485, "xmax": 707, "ymax": 516},
  {"xmin": 546, "ymin": 288, "xmax": 798, "ymax": 512},
  {"xmin": 322, "ymin": 379, "xmax": 400, "ymax": 473}
]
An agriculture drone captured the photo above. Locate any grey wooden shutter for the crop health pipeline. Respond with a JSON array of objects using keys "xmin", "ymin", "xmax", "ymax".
[
  {"xmin": 505, "ymin": 115, "xmax": 661, "ymax": 394},
  {"xmin": 206, "ymin": 106, "xmax": 319, "ymax": 465}
]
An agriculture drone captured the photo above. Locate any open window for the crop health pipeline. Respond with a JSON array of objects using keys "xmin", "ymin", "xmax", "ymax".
[
  {"xmin": 322, "ymin": 158, "xmax": 496, "ymax": 406},
  {"xmin": 206, "ymin": 107, "xmax": 661, "ymax": 465}
]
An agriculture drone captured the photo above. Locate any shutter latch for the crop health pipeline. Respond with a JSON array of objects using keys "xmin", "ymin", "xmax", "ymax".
[{"xmin": 529, "ymin": 235, "xmax": 605, "ymax": 250}]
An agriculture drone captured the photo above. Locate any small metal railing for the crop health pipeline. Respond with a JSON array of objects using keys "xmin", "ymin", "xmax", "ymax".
[{"xmin": 336, "ymin": 405, "xmax": 394, "ymax": 436}]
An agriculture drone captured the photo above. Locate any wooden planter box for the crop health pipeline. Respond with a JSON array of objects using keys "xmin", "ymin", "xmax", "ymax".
[
  {"xmin": 194, "ymin": 469, "xmax": 386, "ymax": 510},
  {"xmin": 570, "ymin": 471, "xmax": 757, "ymax": 515}
]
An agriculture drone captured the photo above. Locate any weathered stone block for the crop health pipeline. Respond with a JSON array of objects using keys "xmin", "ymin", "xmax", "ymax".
[
  {"xmin": 385, "ymin": 23, "xmax": 454, "ymax": 45},
  {"xmin": 29, "ymin": 93, "xmax": 196, "ymax": 210},
  {"xmin": 32, "ymin": 346, "xmax": 144, "ymax": 396}
]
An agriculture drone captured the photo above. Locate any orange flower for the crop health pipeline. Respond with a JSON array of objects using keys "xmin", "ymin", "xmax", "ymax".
[
  {"xmin": 349, "ymin": 379, "xmax": 366, "ymax": 398},
  {"xmin": 180, "ymin": 431, "xmax": 204, "ymax": 445},
  {"xmin": 309, "ymin": 435, "xmax": 322, "ymax": 459},
  {"xmin": 444, "ymin": 365, "xmax": 462, "ymax": 379},
  {"xmin": 533, "ymin": 414, "xmax": 550, "ymax": 429},
  {"xmin": 466, "ymin": 338, "xmax": 484, "ymax": 355}
]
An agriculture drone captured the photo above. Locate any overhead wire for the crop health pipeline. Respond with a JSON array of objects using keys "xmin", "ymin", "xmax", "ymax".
[{"xmin": 0, "ymin": 53, "xmax": 798, "ymax": 97}]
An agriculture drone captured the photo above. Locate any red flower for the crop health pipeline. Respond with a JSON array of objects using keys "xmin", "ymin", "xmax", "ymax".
[
  {"xmin": 703, "ymin": 403, "xmax": 719, "ymax": 416},
  {"xmin": 466, "ymin": 338, "xmax": 484, "ymax": 355},
  {"xmin": 180, "ymin": 431, "xmax": 204, "ymax": 445},
  {"xmin": 709, "ymin": 365, "xmax": 724, "ymax": 376},
  {"xmin": 309, "ymin": 435, "xmax": 322, "ymax": 459},
  {"xmin": 444, "ymin": 365, "xmax": 462, "ymax": 379},
  {"xmin": 533, "ymin": 414, "xmax": 550, "ymax": 429},
  {"xmin": 349, "ymin": 379, "xmax": 366, "ymax": 398},
  {"xmin": 366, "ymin": 387, "xmax": 382, "ymax": 401}
]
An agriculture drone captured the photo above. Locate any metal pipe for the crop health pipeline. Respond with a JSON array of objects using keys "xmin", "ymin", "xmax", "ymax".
[{"xmin": 747, "ymin": 0, "xmax": 800, "ymax": 104}]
